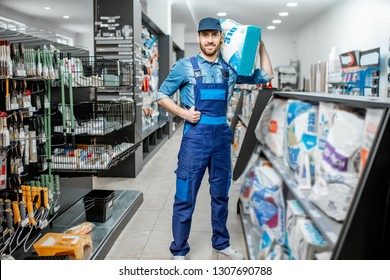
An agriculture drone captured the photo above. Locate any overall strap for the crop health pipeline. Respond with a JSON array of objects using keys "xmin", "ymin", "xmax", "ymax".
[
  {"xmin": 190, "ymin": 56, "xmax": 202, "ymax": 84},
  {"xmin": 221, "ymin": 59, "xmax": 229, "ymax": 86}
]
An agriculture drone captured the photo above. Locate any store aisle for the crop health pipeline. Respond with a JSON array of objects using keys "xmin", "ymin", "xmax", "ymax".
[{"xmin": 93, "ymin": 125, "xmax": 247, "ymax": 260}]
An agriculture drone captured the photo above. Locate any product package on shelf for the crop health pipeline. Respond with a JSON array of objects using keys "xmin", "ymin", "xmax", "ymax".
[
  {"xmin": 0, "ymin": 42, "xmax": 50, "ymax": 79},
  {"xmin": 220, "ymin": 19, "xmax": 261, "ymax": 76},
  {"xmin": 51, "ymin": 140, "xmax": 134, "ymax": 171},
  {"xmin": 285, "ymin": 100, "xmax": 318, "ymax": 188},
  {"xmin": 227, "ymin": 88, "xmax": 240, "ymax": 122},
  {"xmin": 233, "ymin": 122, "xmax": 246, "ymax": 157},
  {"xmin": 285, "ymin": 200, "xmax": 330, "ymax": 260},
  {"xmin": 53, "ymin": 99, "xmax": 135, "ymax": 136},
  {"xmin": 240, "ymin": 158, "xmax": 287, "ymax": 260},
  {"xmin": 360, "ymin": 108, "xmax": 383, "ymax": 172},
  {"xmin": 309, "ymin": 107, "xmax": 365, "ymax": 221},
  {"xmin": 257, "ymin": 98, "xmax": 287, "ymax": 157},
  {"xmin": 141, "ymin": 26, "xmax": 159, "ymax": 131}
]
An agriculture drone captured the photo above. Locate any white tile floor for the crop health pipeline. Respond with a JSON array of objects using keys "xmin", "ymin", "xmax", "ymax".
[{"xmin": 93, "ymin": 125, "xmax": 247, "ymax": 260}]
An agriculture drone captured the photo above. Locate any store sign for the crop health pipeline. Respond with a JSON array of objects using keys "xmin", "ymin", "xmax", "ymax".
[
  {"xmin": 339, "ymin": 51, "xmax": 359, "ymax": 69},
  {"xmin": 360, "ymin": 48, "xmax": 380, "ymax": 67}
]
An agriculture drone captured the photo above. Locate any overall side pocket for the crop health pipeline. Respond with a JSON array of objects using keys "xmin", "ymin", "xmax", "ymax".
[{"xmin": 175, "ymin": 167, "xmax": 190, "ymax": 202}]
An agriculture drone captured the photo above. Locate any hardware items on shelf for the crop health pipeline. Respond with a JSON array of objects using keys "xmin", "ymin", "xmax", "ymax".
[
  {"xmin": 141, "ymin": 26, "xmax": 159, "ymax": 131},
  {"xmin": 0, "ymin": 173, "xmax": 61, "ymax": 255},
  {"xmin": 33, "ymin": 232, "xmax": 92, "ymax": 260},
  {"xmin": 275, "ymin": 62, "xmax": 299, "ymax": 92},
  {"xmin": 328, "ymin": 48, "xmax": 381, "ymax": 96},
  {"xmin": 52, "ymin": 99, "xmax": 135, "ymax": 136},
  {"xmin": 51, "ymin": 138, "xmax": 138, "ymax": 171},
  {"xmin": 0, "ymin": 41, "xmax": 60, "ymax": 79}
]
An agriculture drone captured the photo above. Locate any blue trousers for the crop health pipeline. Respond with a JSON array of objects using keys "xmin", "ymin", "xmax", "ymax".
[{"xmin": 170, "ymin": 123, "xmax": 233, "ymax": 256}]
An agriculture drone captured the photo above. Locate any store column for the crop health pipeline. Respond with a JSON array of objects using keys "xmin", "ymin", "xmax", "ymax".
[{"xmin": 146, "ymin": 0, "xmax": 172, "ymax": 35}]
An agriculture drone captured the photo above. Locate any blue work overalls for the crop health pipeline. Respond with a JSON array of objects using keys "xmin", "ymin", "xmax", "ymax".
[{"xmin": 170, "ymin": 57, "xmax": 233, "ymax": 256}]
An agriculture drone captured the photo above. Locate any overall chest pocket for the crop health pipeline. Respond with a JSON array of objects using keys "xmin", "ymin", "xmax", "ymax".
[{"xmin": 200, "ymin": 89, "xmax": 226, "ymax": 101}]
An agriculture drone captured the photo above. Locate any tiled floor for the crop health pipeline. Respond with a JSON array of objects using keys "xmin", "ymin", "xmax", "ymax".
[{"xmin": 93, "ymin": 125, "xmax": 247, "ymax": 260}]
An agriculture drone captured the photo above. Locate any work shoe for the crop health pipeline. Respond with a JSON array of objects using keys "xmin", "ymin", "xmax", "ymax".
[
  {"xmin": 213, "ymin": 246, "xmax": 245, "ymax": 260},
  {"xmin": 172, "ymin": 255, "xmax": 186, "ymax": 260}
]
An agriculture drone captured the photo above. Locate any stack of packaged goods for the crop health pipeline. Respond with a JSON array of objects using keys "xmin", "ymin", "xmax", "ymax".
[
  {"xmin": 239, "ymin": 158, "xmax": 287, "ymax": 259},
  {"xmin": 244, "ymin": 97, "xmax": 384, "ymax": 259},
  {"xmin": 141, "ymin": 27, "xmax": 159, "ymax": 130},
  {"xmin": 233, "ymin": 122, "xmax": 246, "ymax": 157}
]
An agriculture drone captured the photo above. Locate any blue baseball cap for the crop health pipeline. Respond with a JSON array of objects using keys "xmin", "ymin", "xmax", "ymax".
[{"xmin": 198, "ymin": 17, "xmax": 222, "ymax": 32}]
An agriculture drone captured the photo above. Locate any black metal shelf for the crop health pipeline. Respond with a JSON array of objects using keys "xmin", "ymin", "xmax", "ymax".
[
  {"xmin": 52, "ymin": 142, "xmax": 140, "ymax": 173},
  {"xmin": 141, "ymin": 119, "xmax": 168, "ymax": 140},
  {"xmin": 238, "ymin": 114, "xmax": 250, "ymax": 127},
  {"xmin": 230, "ymin": 89, "xmax": 273, "ymax": 180},
  {"xmin": 238, "ymin": 90, "xmax": 390, "ymax": 259},
  {"xmin": 12, "ymin": 190, "xmax": 143, "ymax": 260},
  {"xmin": 273, "ymin": 91, "xmax": 390, "ymax": 109}
]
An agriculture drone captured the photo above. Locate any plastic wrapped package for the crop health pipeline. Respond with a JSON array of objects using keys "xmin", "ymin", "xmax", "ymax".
[
  {"xmin": 309, "ymin": 108, "xmax": 364, "ymax": 221},
  {"xmin": 33, "ymin": 232, "xmax": 92, "ymax": 260},
  {"xmin": 289, "ymin": 219, "xmax": 329, "ymax": 260},
  {"xmin": 360, "ymin": 108, "xmax": 383, "ymax": 172},
  {"xmin": 239, "ymin": 158, "xmax": 272, "ymax": 215},
  {"xmin": 285, "ymin": 200, "xmax": 308, "ymax": 260},
  {"xmin": 265, "ymin": 99, "xmax": 287, "ymax": 157},
  {"xmin": 233, "ymin": 123, "xmax": 246, "ymax": 156},
  {"xmin": 285, "ymin": 100, "xmax": 318, "ymax": 188},
  {"xmin": 64, "ymin": 222, "xmax": 95, "ymax": 235},
  {"xmin": 247, "ymin": 164, "xmax": 286, "ymax": 260},
  {"xmin": 220, "ymin": 19, "xmax": 261, "ymax": 76},
  {"xmin": 239, "ymin": 162, "xmax": 257, "ymax": 215},
  {"xmin": 316, "ymin": 102, "xmax": 335, "ymax": 175},
  {"xmin": 255, "ymin": 98, "xmax": 272, "ymax": 145}
]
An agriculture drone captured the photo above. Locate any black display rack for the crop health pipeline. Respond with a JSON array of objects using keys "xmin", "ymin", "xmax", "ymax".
[
  {"xmin": 238, "ymin": 91, "xmax": 390, "ymax": 260},
  {"xmin": 93, "ymin": 0, "xmax": 184, "ymax": 177},
  {"xmin": 230, "ymin": 88, "xmax": 273, "ymax": 180}
]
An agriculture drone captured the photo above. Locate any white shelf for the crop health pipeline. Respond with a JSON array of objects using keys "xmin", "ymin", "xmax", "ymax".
[{"xmin": 261, "ymin": 146, "xmax": 341, "ymax": 248}]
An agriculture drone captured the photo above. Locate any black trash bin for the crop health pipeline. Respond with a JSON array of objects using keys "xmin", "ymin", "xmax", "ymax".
[{"xmin": 83, "ymin": 190, "xmax": 115, "ymax": 222}]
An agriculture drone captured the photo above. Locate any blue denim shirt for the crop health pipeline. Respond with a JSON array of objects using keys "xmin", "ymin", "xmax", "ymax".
[{"xmin": 156, "ymin": 54, "xmax": 270, "ymax": 108}]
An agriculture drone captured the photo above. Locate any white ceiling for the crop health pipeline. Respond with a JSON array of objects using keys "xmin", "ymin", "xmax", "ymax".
[{"xmin": 0, "ymin": 0, "xmax": 340, "ymax": 35}]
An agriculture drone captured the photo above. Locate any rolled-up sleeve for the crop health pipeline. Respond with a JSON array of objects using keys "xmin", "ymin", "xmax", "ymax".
[
  {"xmin": 236, "ymin": 68, "xmax": 270, "ymax": 85},
  {"xmin": 157, "ymin": 60, "xmax": 185, "ymax": 100}
]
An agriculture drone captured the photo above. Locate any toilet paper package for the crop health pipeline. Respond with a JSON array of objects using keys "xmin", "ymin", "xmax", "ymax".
[{"xmin": 220, "ymin": 19, "xmax": 261, "ymax": 76}]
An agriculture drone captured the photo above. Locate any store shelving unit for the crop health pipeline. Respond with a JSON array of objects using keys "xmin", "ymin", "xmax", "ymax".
[
  {"xmin": 93, "ymin": 0, "xmax": 181, "ymax": 176},
  {"xmin": 239, "ymin": 90, "xmax": 390, "ymax": 259},
  {"xmin": 0, "ymin": 28, "xmax": 95, "ymax": 257},
  {"xmin": 230, "ymin": 88, "xmax": 273, "ymax": 180}
]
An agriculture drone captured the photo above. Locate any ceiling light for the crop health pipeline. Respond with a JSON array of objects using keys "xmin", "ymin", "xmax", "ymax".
[
  {"xmin": 63, "ymin": 15, "xmax": 70, "ymax": 19},
  {"xmin": 44, "ymin": 7, "xmax": 51, "ymax": 10},
  {"xmin": 267, "ymin": 26, "xmax": 276, "ymax": 30},
  {"xmin": 217, "ymin": 12, "xmax": 227, "ymax": 17},
  {"xmin": 287, "ymin": 3, "xmax": 298, "ymax": 7},
  {"xmin": 272, "ymin": 20, "xmax": 282, "ymax": 24},
  {"xmin": 279, "ymin": 12, "xmax": 289, "ymax": 16}
]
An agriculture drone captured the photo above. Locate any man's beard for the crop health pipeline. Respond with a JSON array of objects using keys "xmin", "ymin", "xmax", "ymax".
[{"xmin": 199, "ymin": 42, "xmax": 220, "ymax": 57}]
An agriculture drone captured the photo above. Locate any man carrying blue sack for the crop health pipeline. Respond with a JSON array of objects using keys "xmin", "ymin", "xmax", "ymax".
[{"xmin": 157, "ymin": 17, "xmax": 274, "ymax": 260}]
